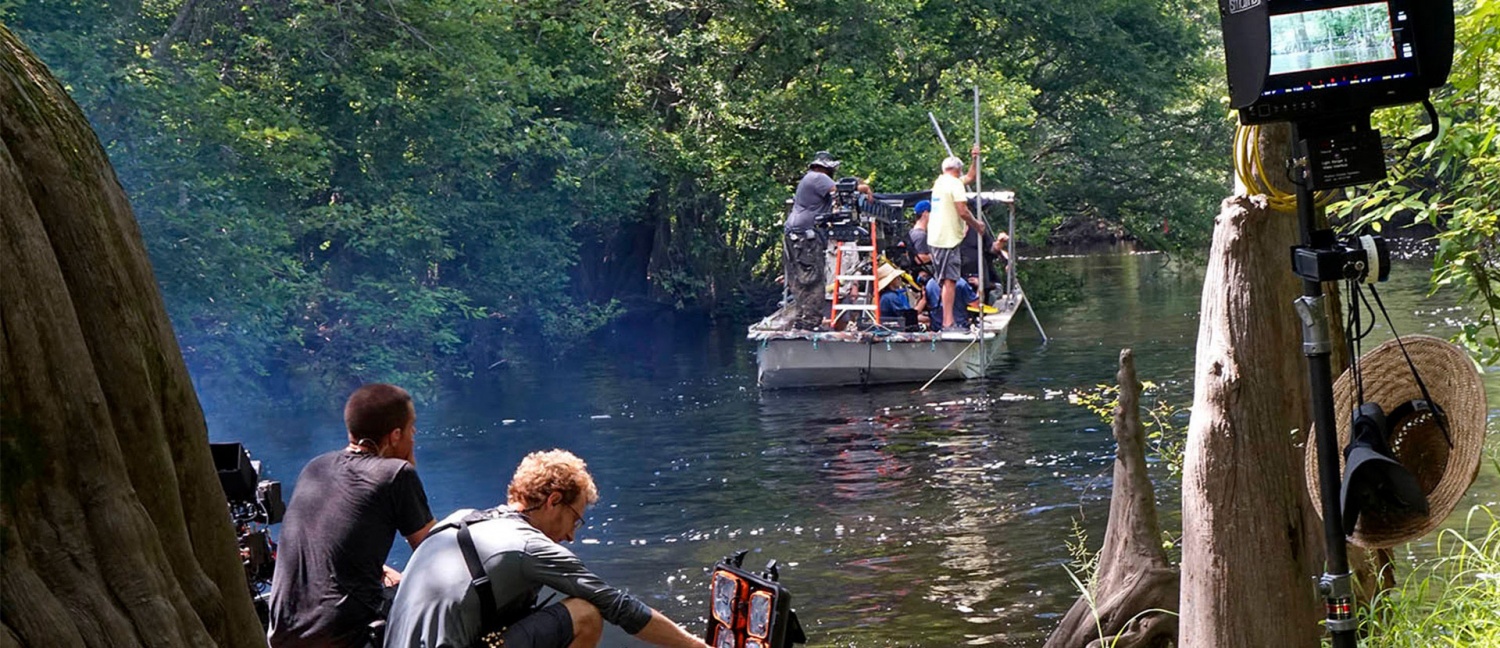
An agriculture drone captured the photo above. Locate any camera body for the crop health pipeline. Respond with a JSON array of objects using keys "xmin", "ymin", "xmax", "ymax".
[
  {"xmin": 210, "ymin": 442, "xmax": 285, "ymax": 627},
  {"xmin": 212, "ymin": 442, "xmax": 286, "ymax": 525},
  {"xmin": 832, "ymin": 177, "xmax": 861, "ymax": 212},
  {"xmin": 816, "ymin": 177, "xmax": 868, "ymax": 241},
  {"xmin": 1292, "ymin": 232, "xmax": 1389, "ymax": 284}
]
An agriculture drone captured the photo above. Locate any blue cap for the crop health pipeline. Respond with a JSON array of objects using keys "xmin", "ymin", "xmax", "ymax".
[{"xmin": 914, "ymin": 200, "xmax": 931, "ymax": 215}]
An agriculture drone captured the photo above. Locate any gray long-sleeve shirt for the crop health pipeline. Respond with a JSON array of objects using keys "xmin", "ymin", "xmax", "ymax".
[{"xmin": 383, "ymin": 507, "xmax": 653, "ymax": 648}]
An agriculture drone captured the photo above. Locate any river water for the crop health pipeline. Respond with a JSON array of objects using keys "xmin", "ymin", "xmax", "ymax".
[{"xmin": 205, "ymin": 250, "xmax": 1500, "ymax": 647}]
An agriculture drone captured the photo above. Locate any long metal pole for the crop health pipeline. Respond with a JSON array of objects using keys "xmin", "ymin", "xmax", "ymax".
[
  {"xmin": 917, "ymin": 337, "xmax": 978, "ymax": 392},
  {"xmin": 928, "ymin": 112, "xmax": 955, "ymax": 158},
  {"xmin": 974, "ymin": 87, "xmax": 986, "ymax": 374},
  {"xmin": 1290, "ymin": 123, "xmax": 1359, "ymax": 648},
  {"xmin": 1007, "ymin": 200, "xmax": 1016, "ymax": 298}
]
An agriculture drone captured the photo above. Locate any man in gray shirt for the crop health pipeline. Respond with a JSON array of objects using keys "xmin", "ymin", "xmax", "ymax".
[
  {"xmin": 782, "ymin": 150, "xmax": 871, "ymax": 330},
  {"xmin": 384, "ymin": 450, "xmax": 708, "ymax": 648}
]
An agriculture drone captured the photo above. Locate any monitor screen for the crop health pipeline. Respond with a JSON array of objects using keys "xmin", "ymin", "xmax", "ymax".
[
  {"xmin": 1269, "ymin": 3, "xmax": 1398, "ymax": 75},
  {"xmin": 1229, "ymin": 0, "xmax": 1446, "ymax": 123}
]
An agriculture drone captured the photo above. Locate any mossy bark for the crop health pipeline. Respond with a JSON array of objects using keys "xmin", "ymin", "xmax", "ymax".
[{"xmin": 0, "ymin": 25, "xmax": 263, "ymax": 647}]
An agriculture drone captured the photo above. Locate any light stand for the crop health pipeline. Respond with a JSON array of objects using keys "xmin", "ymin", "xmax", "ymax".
[{"xmin": 1288, "ymin": 114, "xmax": 1386, "ymax": 648}]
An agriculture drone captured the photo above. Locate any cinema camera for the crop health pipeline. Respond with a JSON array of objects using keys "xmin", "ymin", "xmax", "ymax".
[
  {"xmin": 210, "ymin": 442, "xmax": 285, "ymax": 626},
  {"xmin": 815, "ymin": 177, "xmax": 903, "ymax": 245},
  {"xmin": 705, "ymin": 551, "xmax": 806, "ymax": 648}
]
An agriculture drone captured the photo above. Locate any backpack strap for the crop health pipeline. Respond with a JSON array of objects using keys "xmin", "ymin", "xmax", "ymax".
[
  {"xmin": 456, "ymin": 519, "xmax": 501, "ymax": 634},
  {"xmin": 429, "ymin": 508, "xmax": 508, "ymax": 633}
]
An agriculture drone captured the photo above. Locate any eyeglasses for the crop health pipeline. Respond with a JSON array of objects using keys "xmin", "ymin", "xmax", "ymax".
[
  {"xmin": 521, "ymin": 496, "xmax": 587, "ymax": 532},
  {"xmin": 564, "ymin": 501, "xmax": 586, "ymax": 531}
]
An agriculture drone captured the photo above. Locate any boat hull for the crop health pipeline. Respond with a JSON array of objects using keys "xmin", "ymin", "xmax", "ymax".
[{"xmin": 755, "ymin": 333, "xmax": 1006, "ymax": 389}]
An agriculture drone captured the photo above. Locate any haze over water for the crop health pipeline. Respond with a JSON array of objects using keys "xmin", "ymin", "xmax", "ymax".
[{"xmin": 207, "ymin": 250, "xmax": 1500, "ymax": 646}]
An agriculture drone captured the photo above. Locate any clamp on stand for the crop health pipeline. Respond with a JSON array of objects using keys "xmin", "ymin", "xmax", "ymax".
[{"xmin": 1318, "ymin": 571, "xmax": 1358, "ymax": 634}]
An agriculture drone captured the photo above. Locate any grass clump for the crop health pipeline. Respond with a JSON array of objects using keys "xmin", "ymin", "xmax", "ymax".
[{"xmin": 1356, "ymin": 504, "xmax": 1500, "ymax": 647}]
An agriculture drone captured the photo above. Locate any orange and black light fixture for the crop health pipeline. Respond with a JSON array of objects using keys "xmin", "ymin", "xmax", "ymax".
[{"xmin": 705, "ymin": 551, "xmax": 806, "ymax": 648}]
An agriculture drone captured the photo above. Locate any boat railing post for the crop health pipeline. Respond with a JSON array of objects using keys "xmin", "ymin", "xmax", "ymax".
[
  {"xmin": 973, "ymin": 86, "xmax": 986, "ymax": 375},
  {"xmin": 1007, "ymin": 201, "xmax": 1016, "ymax": 301}
]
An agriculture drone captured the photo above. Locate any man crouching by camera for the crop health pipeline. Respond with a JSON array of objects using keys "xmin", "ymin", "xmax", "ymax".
[
  {"xmin": 383, "ymin": 449, "xmax": 709, "ymax": 648},
  {"xmin": 268, "ymin": 384, "xmax": 437, "ymax": 648}
]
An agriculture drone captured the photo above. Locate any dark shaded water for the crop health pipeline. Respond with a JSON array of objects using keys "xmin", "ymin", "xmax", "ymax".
[{"xmin": 205, "ymin": 251, "xmax": 1499, "ymax": 647}]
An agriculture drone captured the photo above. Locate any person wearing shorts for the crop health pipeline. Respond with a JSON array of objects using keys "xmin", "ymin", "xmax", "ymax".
[
  {"xmin": 926, "ymin": 146, "xmax": 984, "ymax": 330},
  {"xmin": 383, "ymin": 450, "xmax": 708, "ymax": 648}
]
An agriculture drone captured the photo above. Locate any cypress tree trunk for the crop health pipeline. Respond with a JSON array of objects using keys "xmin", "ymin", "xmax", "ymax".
[
  {"xmin": 1178, "ymin": 193, "xmax": 1321, "ymax": 646},
  {"xmin": 1045, "ymin": 349, "xmax": 1178, "ymax": 648},
  {"xmin": 0, "ymin": 25, "xmax": 263, "ymax": 647}
]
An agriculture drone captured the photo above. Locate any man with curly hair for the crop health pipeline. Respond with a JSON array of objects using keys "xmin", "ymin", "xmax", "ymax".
[{"xmin": 384, "ymin": 449, "xmax": 709, "ymax": 648}]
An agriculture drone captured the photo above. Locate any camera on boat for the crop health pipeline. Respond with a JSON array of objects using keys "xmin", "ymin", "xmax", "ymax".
[
  {"xmin": 211, "ymin": 442, "xmax": 285, "ymax": 626},
  {"xmin": 816, "ymin": 177, "xmax": 904, "ymax": 245}
]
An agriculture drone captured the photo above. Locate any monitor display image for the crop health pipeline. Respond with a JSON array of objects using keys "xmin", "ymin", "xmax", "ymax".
[{"xmin": 1269, "ymin": 3, "xmax": 1397, "ymax": 75}]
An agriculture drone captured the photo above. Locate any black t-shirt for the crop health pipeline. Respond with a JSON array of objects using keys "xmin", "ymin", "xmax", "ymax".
[
  {"xmin": 960, "ymin": 227, "xmax": 1007, "ymax": 273},
  {"xmin": 268, "ymin": 450, "xmax": 433, "ymax": 648}
]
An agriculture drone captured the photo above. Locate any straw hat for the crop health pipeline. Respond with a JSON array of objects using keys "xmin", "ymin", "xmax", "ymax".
[
  {"xmin": 876, "ymin": 263, "xmax": 905, "ymax": 292},
  {"xmin": 1305, "ymin": 335, "xmax": 1488, "ymax": 549}
]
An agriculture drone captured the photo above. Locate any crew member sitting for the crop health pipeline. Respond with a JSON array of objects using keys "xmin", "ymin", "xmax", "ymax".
[
  {"xmin": 923, "ymin": 275, "xmax": 980, "ymax": 332},
  {"xmin": 269, "ymin": 384, "xmax": 436, "ymax": 648},
  {"xmin": 876, "ymin": 263, "xmax": 917, "ymax": 329}
]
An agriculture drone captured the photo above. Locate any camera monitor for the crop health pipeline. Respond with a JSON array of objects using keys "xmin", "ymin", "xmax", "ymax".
[
  {"xmin": 1240, "ymin": 0, "xmax": 1425, "ymax": 124},
  {"xmin": 1269, "ymin": 3, "xmax": 1399, "ymax": 76}
]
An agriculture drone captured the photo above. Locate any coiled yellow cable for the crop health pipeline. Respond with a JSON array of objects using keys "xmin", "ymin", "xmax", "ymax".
[{"xmin": 1233, "ymin": 123, "xmax": 1336, "ymax": 212}]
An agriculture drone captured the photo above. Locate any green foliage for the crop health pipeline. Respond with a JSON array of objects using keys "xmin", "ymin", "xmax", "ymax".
[
  {"xmin": 6, "ymin": 0, "xmax": 1232, "ymax": 400},
  {"xmin": 1066, "ymin": 518, "xmax": 1102, "ymax": 589},
  {"xmin": 1060, "ymin": 548, "xmax": 1181, "ymax": 648},
  {"xmin": 1351, "ymin": 504, "xmax": 1500, "ymax": 647},
  {"xmin": 1068, "ymin": 380, "xmax": 1189, "ymax": 477},
  {"xmin": 1329, "ymin": 0, "xmax": 1500, "ymax": 366}
]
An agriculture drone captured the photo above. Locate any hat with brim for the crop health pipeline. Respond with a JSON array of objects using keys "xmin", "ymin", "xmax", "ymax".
[
  {"xmin": 875, "ymin": 263, "xmax": 905, "ymax": 292},
  {"xmin": 1305, "ymin": 335, "xmax": 1487, "ymax": 549},
  {"xmin": 808, "ymin": 150, "xmax": 841, "ymax": 171}
]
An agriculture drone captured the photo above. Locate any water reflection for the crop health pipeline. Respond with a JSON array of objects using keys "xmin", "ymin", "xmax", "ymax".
[{"xmin": 202, "ymin": 253, "xmax": 1498, "ymax": 647}]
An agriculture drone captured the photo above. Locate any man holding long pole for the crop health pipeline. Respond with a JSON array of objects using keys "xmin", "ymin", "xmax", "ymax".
[{"xmin": 926, "ymin": 145, "xmax": 983, "ymax": 331}]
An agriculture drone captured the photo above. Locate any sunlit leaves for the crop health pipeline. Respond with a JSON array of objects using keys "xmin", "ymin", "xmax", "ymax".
[
  {"xmin": 8, "ymin": 0, "xmax": 1236, "ymax": 400},
  {"xmin": 1330, "ymin": 0, "xmax": 1500, "ymax": 366}
]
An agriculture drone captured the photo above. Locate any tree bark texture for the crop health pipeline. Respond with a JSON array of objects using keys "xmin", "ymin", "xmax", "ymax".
[
  {"xmin": 1045, "ymin": 349, "xmax": 1179, "ymax": 648},
  {"xmin": 1179, "ymin": 195, "xmax": 1322, "ymax": 647},
  {"xmin": 0, "ymin": 26, "xmax": 263, "ymax": 647}
]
